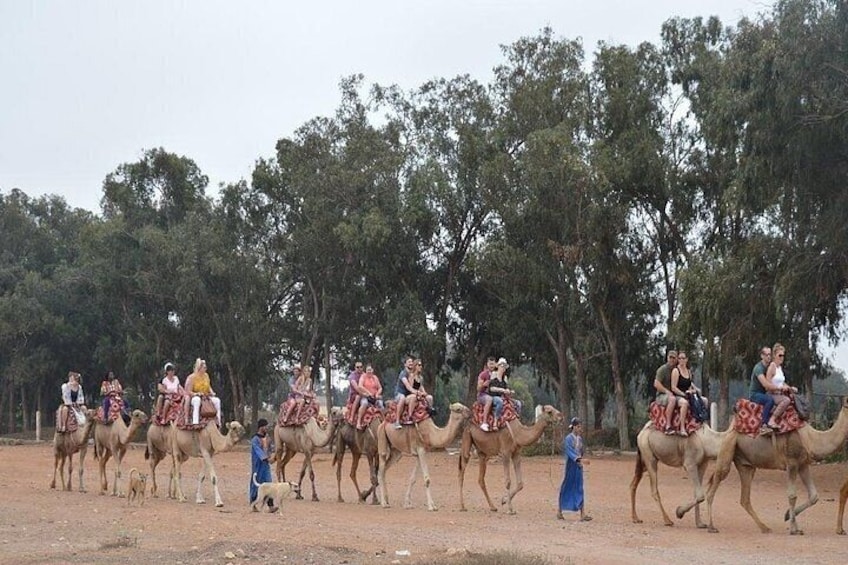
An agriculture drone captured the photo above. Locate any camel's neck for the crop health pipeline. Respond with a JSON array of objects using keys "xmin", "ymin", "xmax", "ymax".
[
  {"xmin": 423, "ymin": 413, "xmax": 466, "ymax": 448},
  {"xmin": 510, "ymin": 418, "xmax": 550, "ymax": 447},
  {"xmin": 802, "ymin": 407, "xmax": 848, "ymax": 459},
  {"xmin": 699, "ymin": 425, "xmax": 732, "ymax": 459},
  {"xmin": 113, "ymin": 418, "xmax": 137, "ymax": 445},
  {"xmin": 307, "ymin": 418, "xmax": 336, "ymax": 448},
  {"xmin": 209, "ymin": 425, "xmax": 239, "ymax": 453},
  {"xmin": 75, "ymin": 420, "xmax": 96, "ymax": 446}
]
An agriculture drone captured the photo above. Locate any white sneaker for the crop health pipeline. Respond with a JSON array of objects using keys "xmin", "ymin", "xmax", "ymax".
[
  {"xmin": 393, "ymin": 422, "xmax": 402, "ymax": 430},
  {"xmin": 480, "ymin": 423, "xmax": 490, "ymax": 432}
]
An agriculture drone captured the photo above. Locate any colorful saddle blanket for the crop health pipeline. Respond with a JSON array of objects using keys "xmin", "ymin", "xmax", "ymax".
[
  {"xmin": 471, "ymin": 399, "xmax": 519, "ymax": 430},
  {"xmin": 343, "ymin": 399, "xmax": 382, "ymax": 429},
  {"xmin": 55, "ymin": 407, "xmax": 82, "ymax": 433},
  {"xmin": 172, "ymin": 398, "xmax": 216, "ymax": 431},
  {"xmin": 733, "ymin": 398, "xmax": 805, "ymax": 437},
  {"xmin": 648, "ymin": 402, "xmax": 702, "ymax": 435},
  {"xmin": 95, "ymin": 398, "xmax": 124, "ymax": 424},
  {"xmin": 277, "ymin": 392, "xmax": 320, "ymax": 427},
  {"xmin": 384, "ymin": 397, "xmax": 432, "ymax": 425},
  {"xmin": 153, "ymin": 393, "xmax": 185, "ymax": 426}
]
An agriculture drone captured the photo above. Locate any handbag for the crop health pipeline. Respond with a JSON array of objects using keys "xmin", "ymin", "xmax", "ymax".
[
  {"xmin": 200, "ymin": 396, "xmax": 217, "ymax": 418},
  {"xmin": 793, "ymin": 394, "xmax": 810, "ymax": 421}
]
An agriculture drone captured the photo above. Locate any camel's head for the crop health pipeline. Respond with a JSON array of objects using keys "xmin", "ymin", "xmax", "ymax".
[
  {"xmin": 226, "ymin": 421, "xmax": 246, "ymax": 440},
  {"xmin": 448, "ymin": 402, "xmax": 471, "ymax": 420},
  {"xmin": 130, "ymin": 409, "xmax": 149, "ymax": 424},
  {"xmin": 536, "ymin": 405, "xmax": 563, "ymax": 425}
]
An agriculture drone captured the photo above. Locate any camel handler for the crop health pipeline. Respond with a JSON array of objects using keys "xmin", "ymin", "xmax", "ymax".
[
  {"xmin": 249, "ymin": 418, "xmax": 276, "ymax": 512},
  {"xmin": 653, "ymin": 350, "xmax": 678, "ymax": 435},
  {"xmin": 184, "ymin": 358, "xmax": 221, "ymax": 427}
]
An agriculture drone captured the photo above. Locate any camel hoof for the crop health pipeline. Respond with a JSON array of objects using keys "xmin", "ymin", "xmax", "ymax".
[
  {"xmin": 337, "ymin": 497, "xmax": 345, "ymax": 503},
  {"xmin": 215, "ymin": 502, "xmax": 224, "ymax": 508},
  {"xmin": 507, "ymin": 510, "xmax": 516, "ymax": 516},
  {"xmin": 784, "ymin": 510, "xmax": 791, "ymax": 522},
  {"xmin": 708, "ymin": 527, "xmax": 719, "ymax": 534},
  {"xmin": 696, "ymin": 523, "xmax": 707, "ymax": 529},
  {"xmin": 664, "ymin": 521, "xmax": 674, "ymax": 527},
  {"xmin": 459, "ymin": 507, "xmax": 467, "ymax": 512},
  {"xmin": 790, "ymin": 529, "xmax": 804, "ymax": 536},
  {"xmin": 489, "ymin": 507, "xmax": 498, "ymax": 513},
  {"xmin": 427, "ymin": 506, "xmax": 438, "ymax": 512},
  {"xmin": 632, "ymin": 519, "xmax": 643, "ymax": 524},
  {"xmin": 295, "ymin": 494, "xmax": 304, "ymax": 500},
  {"xmin": 837, "ymin": 529, "xmax": 845, "ymax": 535},
  {"xmin": 675, "ymin": 508, "xmax": 686, "ymax": 519},
  {"xmin": 760, "ymin": 527, "xmax": 772, "ymax": 534},
  {"xmin": 312, "ymin": 495, "xmax": 319, "ymax": 502}
]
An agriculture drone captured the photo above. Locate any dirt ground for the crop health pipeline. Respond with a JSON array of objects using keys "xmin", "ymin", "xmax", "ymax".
[{"xmin": 0, "ymin": 437, "xmax": 846, "ymax": 565}]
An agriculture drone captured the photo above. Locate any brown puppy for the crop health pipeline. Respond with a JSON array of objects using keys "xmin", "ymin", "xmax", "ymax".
[
  {"xmin": 126, "ymin": 468, "xmax": 147, "ymax": 506},
  {"xmin": 250, "ymin": 473, "xmax": 300, "ymax": 514}
]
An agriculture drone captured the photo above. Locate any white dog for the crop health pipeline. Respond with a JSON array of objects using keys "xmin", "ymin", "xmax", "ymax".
[{"xmin": 250, "ymin": 473, "xmax": 300, "ymax": 514}]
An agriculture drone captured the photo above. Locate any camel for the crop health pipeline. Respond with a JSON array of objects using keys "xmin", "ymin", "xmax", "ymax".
[
  {"xmin": 377, "ymin": 402, "xmax": 471, "ymax": 511},
  {"xmin": 274, "ymin": 413, "xmax": 337, "ymax": 501},
  {"xmin": 705, "ymin": 396, "xmax": 848, "ymax": 535},
  {"xmin": 144, "ymin": 422, "xmax": 178, "ymax": 499},
  {"xmin": 171, "ymin": 420, "xmax": 246, "ymax": 507},
  {"xmin": 458, "ymin": 404, "xmax": 562, "ymax": 514},
  {"xmin": 50, "ymin": 409, "xmax": 97, "ymax": 492},
  {"xmin": 93, "ymin": 409, "xmax": 148, "ymax": 496},
  {"xmin": 332, "ymin": 417, "xmax": 381, "ymax": 504},
  {"xmin": 630, "ymin": 420, "xmax": 733, "ymax": 528}
]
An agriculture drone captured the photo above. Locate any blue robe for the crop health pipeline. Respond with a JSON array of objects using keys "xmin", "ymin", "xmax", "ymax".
[
  {"xmin": 558, "ymin": 432, "xmax": 584, "ymax": 512},
  {"xmin": 249, "ymin": 433, "xmax": 272, "ymax": 504}
]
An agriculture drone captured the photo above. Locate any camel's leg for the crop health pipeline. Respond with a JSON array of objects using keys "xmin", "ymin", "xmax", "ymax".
[
  {"xmin": 77, "ymin": 447, "xmax": 87, "ymax": 493},
  {"xmin": 334, "ymin": 442, "xmax": 346, "ymax": 503},
  {"xmin": 837, "ymin": 477, "xmax": 848, "ymax": 535},
  {"xmin": 644, "ymin": 452, "xmax": 674, "ymax": 526},
  {"xmin": 675, "ymin": 459, "xmax": 708, "ymax": 528},
  {"xmin": 629, "ymin": 447, "xmax": 645, "ymax": 524},
  {"xmin": 403, "ymin": 455, "xmax": 420, "ymax": 509},
  {"xmin": 366, "ymin": 451, "xmax": 379, "ymax": 505},
  {"xmin": 473, "ymin": 455, "xmax": 497, "ymax": 511},
  {"xmin": 98, "ymin": 450, "xmax": 111, "ymax": 495},
  {"xmin": 112, "ymin": 450, "xmax": 125, "ymax": 497},
  {"xmin": 172, "ymin": 454, "xmax": 187, "ymax": 503},
  {"xmin": 783, "ymin": 464, "xmax": 818, "ymax": 527},
  {"xmin": 416, "ymin": 448, "xmax": 437, "ymax": 512},
  {"xmin": 274, "ymin": 442, "xmax": 286, "ymax": 482},
  {"xmin": 299, "ymin": 453, "xmax": 319, "ymax": 502},
  {"xmin": 50, "ymin": 452, "xmax": 61, "ymax": 490},
  {"xmin": 195, "ymin": 466, "xmax": 207, "ymax": 504},
  {"xmin": 737, "ymin": 464, "xmax": 771, "ymax": 534},
  {"xmin": 279, "ymin": 448, "xmax": 300, "ymax": 499},
  {"xmin": 349, "ymin": 452, "xmax": 365, "ymax": 502},
  {"xmin": 378, "ymin": 449, "xmax": 402, "ymax": 508},
  {"xmin": 148, "ymin": 452, "xmax": 161, "ymax": 498},
  {"xmin": 205, "ymin": 451, "xmax": 224, "ymax": 508},
  {"xmin": 66, "ymin": 451, "xmax": 75, "ymax": 492},
  {"xmin": 457, "ymin": 430, "xmax": 472, "ymax": 512},
  {"xmin": 501, "ymin": 455, "xmax": 524, "ymax": 514}
]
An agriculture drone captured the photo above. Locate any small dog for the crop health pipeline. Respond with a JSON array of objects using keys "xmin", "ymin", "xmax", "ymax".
[
  {"xmin": 126, "ymin": 468, "xmax": 147, "ymax": 506},
  {"xmin": 251, "ymin": 473, "xmax": 300, "ymax": 514}
]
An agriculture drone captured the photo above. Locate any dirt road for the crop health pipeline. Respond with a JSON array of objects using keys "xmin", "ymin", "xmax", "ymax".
[{"xmin": 0, "ymin": 440, "xmax": 845, "ymax": 564}]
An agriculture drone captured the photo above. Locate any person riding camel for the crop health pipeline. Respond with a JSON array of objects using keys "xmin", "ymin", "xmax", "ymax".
[
  {"xmin": 58, "ymin": 371, "xmax": 86, "ymax": 432},
  {"xmin": 184, "ymin": 358, "xmax": 221, "ymax": 427}
]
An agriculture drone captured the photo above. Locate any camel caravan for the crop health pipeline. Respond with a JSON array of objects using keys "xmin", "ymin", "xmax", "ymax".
[{"xmin": 48, "ymin": 347, "xmax": 848, "ymax": 536}]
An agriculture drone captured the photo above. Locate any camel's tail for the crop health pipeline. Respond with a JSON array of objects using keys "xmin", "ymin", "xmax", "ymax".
[
  {"xmin": 331, "ymin": 426, "xmax": 344, "ymax": 468},
  {"xmin": 144, "ymin": 446, "xmax": 150, "ymax": 460},
  {"xmin": 633, "ymin": 444, "xmax": 645, "ymax": 482}
]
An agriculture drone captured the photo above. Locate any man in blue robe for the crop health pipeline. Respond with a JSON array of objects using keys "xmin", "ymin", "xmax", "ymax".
[{"xmin": 249, "ymin": 418, "xmax": 276, "ymax": 511}]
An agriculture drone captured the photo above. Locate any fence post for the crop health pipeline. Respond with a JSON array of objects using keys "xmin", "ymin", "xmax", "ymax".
[
  {"xmin": 36, "ymin": 410, "xmax": 41, "ymax": 442},
  {"xmin": 710, "ymin": 402, "xmax": 718, "ymax": 430}
]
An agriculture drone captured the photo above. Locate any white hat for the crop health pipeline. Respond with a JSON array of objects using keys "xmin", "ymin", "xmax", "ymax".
[
  {"xmin": 163, "ymin": 362, "xmax": 175, "ymax": 372},
  {"xmin": 497, "ymin": 357, "xmax": 509, "ymax": 367}
]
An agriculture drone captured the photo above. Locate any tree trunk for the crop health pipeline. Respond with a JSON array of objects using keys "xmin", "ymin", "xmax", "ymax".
[
  {"xmin": 573, "ymin": 350, "xmax": 589, "ymax": 430},
  {"xmin": 250, "ymin": 383, "xmax": 259, "ymax": 430},
  {"xmin": 6, "ymin": 381, "xmax": 15, "ymax": 434},
  {"xmin": 324, "ymin": 341, "xmax": 333, "ymax": 411},
  {"xmin": 592, "ymin": 389, "xmax": 605, "ymax": 430},
  {"xmin": 21, "ymin": 384, "xmax": 29, "ymax": 432},
  {"xmin": 597, "ymin": 307, "xmax": 630, "ymax": 450}
]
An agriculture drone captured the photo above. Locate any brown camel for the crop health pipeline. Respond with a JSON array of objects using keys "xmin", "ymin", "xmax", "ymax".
[
  {"xmin": 458, "ymin": 404, "xmax": 562, "ymax": 514},
  {"xmin": 332, "ymin": 418, "xmax": 381, "ymax": 504},
  {"xmin": 377, "ymin": 402, "xmax": 471, "ymax": 511},
  {"xmin": 93, "ymin": 409, "xmax": 148, "ymax": 496},
  {"xmin": 50, "ymin": 409, "xmax": 97, "ymax": 492},
  {"xmin": 274, "ymin": 413, "xmax": 337, "ymax": 501},
  {"xmin": 144, "ymin": 422, "xmax": 178, "ymax": 499},
  {"xmin": 705, "ymin": 396, "xmax": 848, "ymax": 534},
  {"xmin": 171, "ymin": 420, "xmax": 246, "ymax": 507},
  {"xmin": 630, "ymin": 420, "xmax": 732, "ymax": 528}
]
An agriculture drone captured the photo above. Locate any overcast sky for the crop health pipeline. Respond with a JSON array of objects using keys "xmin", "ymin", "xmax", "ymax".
[{"xmin": 6, "ymin": 0, "xmax": 846, "ymax": 370}]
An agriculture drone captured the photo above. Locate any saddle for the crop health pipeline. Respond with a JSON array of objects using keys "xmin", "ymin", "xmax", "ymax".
[
  {"xmin": 55, "ymin": 407, "xmax": 80, "ymax": 433},
  {"xmin": 733, "ymin": 398, "xmax": 805, "ymax": 437},
  {"xmin": 343, "ymin": 399, "xmax": 382, "ymax": 429},
  {"xmin": 648, "ymin": 402, "xmax": 702, "ymax": 435},
  {"xmin": 174, "ymin": 397, "xmax": 215, "ymax": 431},
  {"xmin": 384, "ymin": 397, "xmax": 432, "ymax": 426},
  {"xmin": 95, "ymin": 398, "xmax": 125, "ymax": 424},
  {"xmin": 276, "ymin": 392, "xmax": 319, "ymax": 427},
  {"xmin": 153, "ymin": 393, "xmax": 185, "ymax": 426},
  {"xmin": 471, "ymin": 400, "xmax": 519, "ymax": 431}
]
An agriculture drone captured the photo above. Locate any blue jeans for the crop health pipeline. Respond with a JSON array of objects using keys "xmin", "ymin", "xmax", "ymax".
[
  {"xmin": 750, "ymin": 392, "xmax": 774, "ymax": 426},
  {"xmin": 492, "ymin": 396, "xmax": 505, "ymax": 420}
]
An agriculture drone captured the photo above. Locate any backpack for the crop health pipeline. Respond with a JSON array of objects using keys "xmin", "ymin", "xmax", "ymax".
[{"xmin": 689, "ymin": 393, "xmax": 709, "ymax": 423}]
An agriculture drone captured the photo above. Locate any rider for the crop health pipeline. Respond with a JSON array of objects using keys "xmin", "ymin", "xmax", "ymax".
[
  {"xmin": 100, "ymin": 371, "xmax": 123, "ymax": 421},
  {"xmin": 653, "ymin": 350, "xmax": 678, "ymax": 435},
  {"xmin": 477, "ymin": 357, "xmax": 497, "ymax": 431},
  {"xmin": 355, "ymin": 364, "xmax": 384, "ymax": 430},
  {"xmin": 155, "ymin": 362, "xmax": 182, "ymax": 420},
  {"xmin": 185, "ymin": 358, "xmax": 221, "ymax": 427},
  {"xmin": 58, "ymin": 371, "xmax": 86, "ymax": 432}
]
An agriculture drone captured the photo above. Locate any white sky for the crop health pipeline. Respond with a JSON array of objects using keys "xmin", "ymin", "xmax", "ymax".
[{"xmin": 4, "ymin": 0, "xmax": 846, "ymax": 370}]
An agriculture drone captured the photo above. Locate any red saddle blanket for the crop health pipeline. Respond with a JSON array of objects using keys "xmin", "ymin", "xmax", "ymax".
[
  {"xmin": 277, "ymin": 392, "xmax": 320, "ymax": 427},
  {"xmin": 384, "ymin": 398, "xmax": 432, "ymax": 425},
  {"xmin": 648, "ymin": 402, "xmax": 702, "ymax": 435},
  {"xmin": 471, "ymin": 400, "xmax": 519, "ymax": 430},
  {"xmin": 95, "ymin": 398, "xmax": 124, "ymax": 424},
  {"xmin": 733, "ymin": 398, "xmax": 805, "ymax": 436},
  {"xmin": 153, "ymin": 393, "xmax": 185, "ymax": 426},
  {"xmin": 172, "ymin": 397, "xmax": 216, "ymax": 431},
  {"xmin": 343, "ymin": 400, "xmax": 382, "ymax": 429},
  {"xmin": 55, "ymin": 407, "xmax": 81, "ymax": 433}
]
